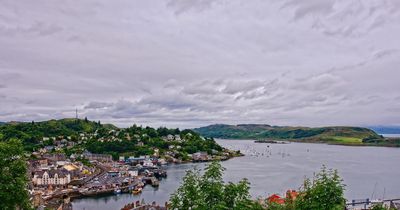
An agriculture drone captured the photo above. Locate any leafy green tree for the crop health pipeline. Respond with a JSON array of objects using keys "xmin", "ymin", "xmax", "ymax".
[
  {"xmin": 201, "ymin": 162, "xmax": 225, "ymax": 209},
  {"xmin": 295, "ymin": 166, "xmax": 346, "ymax": 210},
  {"xmin": 0, "ymin": 139, "xmax": 32, "ymax": 210},
  {"xmin": 170, "ymin": 168, "xmax": 204, "ymax": 209},
  {"xmin": 170, "ymin": 161, "xmax": 263, "ymax": 210}
]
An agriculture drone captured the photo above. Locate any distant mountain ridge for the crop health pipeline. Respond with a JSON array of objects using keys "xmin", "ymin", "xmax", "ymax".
[
  {"xmin": 193, "ymin": 124, "xmax": 382, "ymax": 144},
  {"xmin": 368, "ymin": 126, "xmax": 400, "ymax": 134}
]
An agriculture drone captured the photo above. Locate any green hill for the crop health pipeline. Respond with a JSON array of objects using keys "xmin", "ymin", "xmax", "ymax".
[
  {"xmin": 0, "ymin": 119, "xmax": 226, "ymax": 157},
  {"xmin": 0, "ymin": 118, "xmax": 117, "ymax": 149},
  {"xmin": 193, "ymin": 124, "xmax": 383, "ymax": 145}
]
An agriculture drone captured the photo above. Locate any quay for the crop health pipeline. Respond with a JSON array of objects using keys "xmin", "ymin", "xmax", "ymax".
[{"xmin": 346, "ymin": 198, "xmax": 400, "ymax": 209}]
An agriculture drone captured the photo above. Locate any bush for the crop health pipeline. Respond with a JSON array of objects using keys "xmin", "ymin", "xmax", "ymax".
[{"xmin": 295, "ymin": 166, "xmax": 346, "ymax": 210}]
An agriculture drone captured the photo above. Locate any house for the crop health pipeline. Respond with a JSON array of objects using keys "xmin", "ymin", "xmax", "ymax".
[
  {"xmin": 128, "ymin": 168, "xmax": 139, "ymax": 177},
  {"xmin": 143, "ymin": 160, "xmax": 154, "ymax": 167},
  {"xmin": 153, "ymin": 149, "xmax": 160, "ymax": 157},
  {"xmin": 192, "ymin": 152, "xmax": 209, "ymax": 162},
  {"xmin": 43, "ymin": 153, "xmax": 66, "ymax": 161},
  {"xmin": 174, "ymin": 135, "xmax": 181, "ymax": 141},
  {"xmin": 32, "ymin": 169, "xmax": 71, "ymax": 186},
  {"xmin": 38, "ymin": 159, "xmax": 49, "ymax": 167},
  {"xmin": 63, "ymin": 164, "xmax": 81, "ymax": 180},
  {"xmin": 166, "ymin": 134, "xmax": 174, "ymax": 141},
  {"xmin": 286, "ymin": 190, "xmax": 298, "ymax": 201},
  {"xmin": 267, "ymin": 194, "xmax": 285, "ymax": 205},
  {"xmin": 267, "ymin": 190, "xmax": 298, "ymax": 205},
  {"xmin": 127, "ymin": 157, "xmax": 146, "ymax": 165},
  {"xmin": 44, "ymin": 146, "xmax": 54, "ymax": 151}
]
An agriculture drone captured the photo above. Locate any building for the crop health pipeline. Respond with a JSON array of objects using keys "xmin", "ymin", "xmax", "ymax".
[
  {"xmin": 83, "ymin": 152, "xmax": 112, "ymax": 162},
  {"xmin": 128, "ymin": 168, "xmax": 139, "ymax": 177},
  {"xmin": 43, "ymin": 153, "xmax": 66, "ymax": 161},
  {"xmin": 166, "ymin": 134, "xmax": 174, "ymax": 141},
  {"xmin": 32, "ymin": 169, "xmax": 71, "ymax": 186},
  {"xmin": 107, "ymin": 171, "xmax": 119, "ymax": 177},
  {"xmin": 192, "ymin": 152, "xmax": 209, "ymax": 162},
  {"xmin": 267, "ymin": 194, "xmax": 285, "ymax": 205}
]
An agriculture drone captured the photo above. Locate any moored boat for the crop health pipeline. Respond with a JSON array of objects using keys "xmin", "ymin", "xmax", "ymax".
[{"xmin": 132, "ymin": 187, "xmax": 142, "ymax": 195}]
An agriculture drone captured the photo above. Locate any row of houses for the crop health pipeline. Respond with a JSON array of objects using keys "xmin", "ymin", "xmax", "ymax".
[
  {"xmin": 29, "ymin": 154, "xmax": 95, "ymax": 188},
  {"xmin": 32, "ymin": 169, "xmax": 71, "ymax": 186},
  {"xmin": 83, "ymin": 151, "xmax": 113, "ymax": 162}
]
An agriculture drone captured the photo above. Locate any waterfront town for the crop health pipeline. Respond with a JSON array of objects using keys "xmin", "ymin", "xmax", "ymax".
[{"xmin": 23, "ymin": 126, "xmax": 240, "ymax": 209}]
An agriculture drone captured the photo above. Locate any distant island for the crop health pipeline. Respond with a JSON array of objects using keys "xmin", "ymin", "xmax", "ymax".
[{"xmin": 194, "ymin": 124, "xmax": 400, "ymax": 147}]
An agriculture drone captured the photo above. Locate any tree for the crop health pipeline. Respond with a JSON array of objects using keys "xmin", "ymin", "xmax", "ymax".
[
  {"xmin": 295, "ymin": 166, "xmax": 346, "ymax": 210},
  {"xmin": 0, "ymin": 139, "xmax": 32, "ymax": 210},
  {"xmin": 170, "ymin": 161, "xmax": 263, "ymax": 210},
  {"xmin": 170, "ymin": 168, "xmax": 204, "ymax": 209}
]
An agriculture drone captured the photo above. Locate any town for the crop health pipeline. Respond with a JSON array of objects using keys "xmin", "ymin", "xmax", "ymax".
[{"xmin": 11, "ymin": 119, "xmax": 242, "ymax": 209}]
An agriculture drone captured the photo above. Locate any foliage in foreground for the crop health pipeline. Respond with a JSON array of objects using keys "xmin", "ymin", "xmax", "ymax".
[
  {"xmin": 170, "ymin": 162, "xmax": 347, "ymax": 210},
  {"xmin": 293, "ymin": 166, "xmax": 346, "ymax": 210},
  {"xmin": 170, "ymin": 161, "xmax": 264, "ymax": 210},
  {"xmin": 0, "ymin": 139, "xmax": 32, "ymax": 210}
]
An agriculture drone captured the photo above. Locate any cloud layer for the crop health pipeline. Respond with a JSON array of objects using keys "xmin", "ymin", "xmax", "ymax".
[{"xmin": 0, "ymin": 0, "xmax": 399, "ymax": 128}]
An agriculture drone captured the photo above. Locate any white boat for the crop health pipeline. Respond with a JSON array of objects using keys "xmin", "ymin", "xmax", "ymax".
[{"xmin": 114, "ymin": 189, "xmax": 121, "ymax": 194}]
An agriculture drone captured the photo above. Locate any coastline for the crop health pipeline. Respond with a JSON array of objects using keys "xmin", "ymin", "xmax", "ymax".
[{"xmin": 213, "ymin": 137, "xmax": 400, "ymax": 148}]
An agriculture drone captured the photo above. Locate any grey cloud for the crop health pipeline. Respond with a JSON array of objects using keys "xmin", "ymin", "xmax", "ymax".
[
  {"xmin": 374, "ymin": 49, "xmax": 399, "ymax": 59},
  {"xmin": 0, "ymin": 0, "xmax": 399, "ymax": 128},
  {"xmin": 290, "ymin": 73, "xmax": 344, "ymax": 91},
  {"xmin": 84, "ymin": 101, "xmax": 113, "ymax": 109},
  {"xmin": 182, "ymin": 81, "xmax": 219, "ymax": 95},
  {"xmin": 283, "ymin": 0, "xmax": 335, "ymax": 20},
  {"xmin": 223, "ymin": 80, "xmax": 264, "ymax": 95},
  {"xmin": 0, "ymin": 21, "xmax": 63, "ymax": 37},
  {"xmin": 167, "ymin": 0, "xmax": 218, "ymax": 15}
]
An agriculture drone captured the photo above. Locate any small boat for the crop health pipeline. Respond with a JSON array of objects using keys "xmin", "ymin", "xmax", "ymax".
[
  {"xmin": 114, "ymin": 189, "xmax": 121, "ymax": 194},
  {"xmin": 132, "ymin": 187, "xmax": 142, "ymax": 195}
]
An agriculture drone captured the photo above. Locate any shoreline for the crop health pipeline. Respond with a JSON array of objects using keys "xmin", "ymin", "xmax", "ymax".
[
  {"xmin": 56, "ymin": 152, "xmax": 243, "ymax": 206},
  {"xmin": 214, "ymin": 138, "xmax": 400, "ymax": 148}
]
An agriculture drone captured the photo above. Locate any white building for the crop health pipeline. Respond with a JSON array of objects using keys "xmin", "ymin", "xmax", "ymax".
[{"xmin": 32, "ymin": 169, "xmax": 71, "ymax": 186}]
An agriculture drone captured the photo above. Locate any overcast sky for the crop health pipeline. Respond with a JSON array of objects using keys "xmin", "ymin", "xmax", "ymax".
[{"xmin": 0, "ymin": 0, "xmax": 399, "ymax": 128}]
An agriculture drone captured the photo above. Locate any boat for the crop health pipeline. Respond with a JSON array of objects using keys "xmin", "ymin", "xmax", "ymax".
[
  {"xmin": 114, "ymin": 189, "xmax": 121, "ymax": 194},
  {"xmin": 132, "ymin": 187, "xmax": 142, "ymax": 195}
]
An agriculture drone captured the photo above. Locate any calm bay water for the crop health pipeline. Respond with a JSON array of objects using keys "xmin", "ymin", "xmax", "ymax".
[{"xmin": 72, "ymin": 140, "xmax": 400, "ymax": 210}]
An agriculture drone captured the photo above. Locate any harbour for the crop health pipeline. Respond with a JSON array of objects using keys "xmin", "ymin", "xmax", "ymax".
[{"xmin": 72, "ymin": 139, "xmax": 400, "ymax": 210}]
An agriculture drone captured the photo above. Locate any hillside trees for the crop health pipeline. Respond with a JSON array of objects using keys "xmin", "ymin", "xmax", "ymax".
[{"xmin": 0, "ymin": 139, "xmax": 32, "ymax": 210}]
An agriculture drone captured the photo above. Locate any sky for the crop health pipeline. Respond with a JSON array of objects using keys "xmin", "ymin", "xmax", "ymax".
[{"xmin": 0, "ymin": 0, "xmax": 400, "ymax": 128}]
